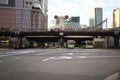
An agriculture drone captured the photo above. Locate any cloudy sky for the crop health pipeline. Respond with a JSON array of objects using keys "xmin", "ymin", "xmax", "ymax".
[{"xmin": 48, "ymin": 0, "xmax": 120, "ymax": 28}]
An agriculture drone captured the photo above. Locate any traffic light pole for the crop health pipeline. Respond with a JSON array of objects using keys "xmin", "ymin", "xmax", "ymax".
[
  {"xmin": 114, "ymin": 36, "xmax": 119, "ymax": 48},
  {"xmin": 114, "ymin": 31, "xmax": 120, "ymax": 48}
]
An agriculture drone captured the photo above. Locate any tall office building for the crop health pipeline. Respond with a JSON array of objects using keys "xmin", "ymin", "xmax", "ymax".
[
  {"xmin": 89, "ymin": 8, "xmax": 95, "ymax": 27},
  {"xmin": 113, "ymin": 8, "xmax": 120, "ymax": 28},
  {"xmin": 0, "ymin": 0, "xmax": 48, "ymax": 32},
  {"xmin": 89, "ymin": 8, "xmax": 103, "ymax": 28}
]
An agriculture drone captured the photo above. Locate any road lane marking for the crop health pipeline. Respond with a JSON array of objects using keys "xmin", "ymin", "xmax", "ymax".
[
  {"xmin": 42, "ymin": 57, "xmax": 54, "ymax": 61},
  {"xmin": 36, "ymin": 53, "xmax": 48, "ymax": 55},
  {"xmin": 63, "ymin": 53, "xmax": 74, "ymax": 55},
  {"xmin": 79, "ymin": 56, "xmax": 87, "ymax": 59},
  {"xmin": 42, "ymin": 56, "xmax": 73, "ymax": 61},
  {"xmin": 0, "ymin": 50, "xmax": 39, "ymax": 58},
  {"xmin": 12, "ymin": 52, "xmax": 17, "ymax": 54},
  {"xmin": 15, "ymin": 57, "xmax": 21, "ymax": 60},
  {"xmin": 0, "ymin": 51, "xmax": 33, "ymax": 57},
  {"xmin": 78, "ymin": 56, "xmax": 120, "ymax": 58},
  {"xmin": 36, "ymin": 54, "xmax": 42, "ymax": 56},
  {"xmin": 0, "ymin": 55, "xmax": 8, "ymax": 57},
  {"xmin": 57, "ymin": 56, "xmax": 72, "ymax": 60},
  {"xmin": 42, "ymin": 56, "xmax": 120, "ymax": 61},
  {"xmin": 79, "ymin": 56, "xmax": 120, "ymax": 58},
  {"xmin": 0, "ymin": 60, "xmax": 4, "ymax": 63}
]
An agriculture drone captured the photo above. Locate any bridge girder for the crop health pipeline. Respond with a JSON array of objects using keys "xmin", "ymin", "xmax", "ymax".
[{"xmin": 0, "ymin": 31, "xmax": 119, "ymax": 37}]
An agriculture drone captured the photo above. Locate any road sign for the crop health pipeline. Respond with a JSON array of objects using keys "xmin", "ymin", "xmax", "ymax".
[
  {"xmin": 114, "ymin": 31, "xmax": 119, "ymax": 36},
  {"xmin": 59, "ymin": 32, "xmax": 64, "ymax": 36}
]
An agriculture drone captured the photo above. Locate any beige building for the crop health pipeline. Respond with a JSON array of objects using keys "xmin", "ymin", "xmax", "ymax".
[{"xmin": 113, "ymin": 8, "xmax": 120, "ymax": 28}]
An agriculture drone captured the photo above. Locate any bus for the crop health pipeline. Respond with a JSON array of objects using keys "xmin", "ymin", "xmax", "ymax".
[
  {"xmin": 66, "ymin": 40, "xmax": 76, "ymax": 49},
  {"xmin": 81, "ymin": 40, "xmax": 94, "ymax": 49}
]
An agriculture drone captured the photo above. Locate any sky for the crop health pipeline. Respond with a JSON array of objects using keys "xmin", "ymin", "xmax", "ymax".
[{"xmin": 48, "ymin": 0, "xmax": 120, "ymax": 28}]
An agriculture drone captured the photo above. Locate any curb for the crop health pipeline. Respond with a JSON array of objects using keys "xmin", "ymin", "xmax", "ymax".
[
  {"xmin": 0, "ymin": 48, "xmax": 10, "ymax": 51},
  {"xmin": 104, "ymin": 72, "xmax": 120, "ymax": 80}
]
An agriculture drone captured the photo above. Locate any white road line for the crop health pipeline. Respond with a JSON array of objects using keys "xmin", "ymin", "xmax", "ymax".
[
  {"xmin": 0, "ymin": 55, "xmax": 8, "ymax": 57},
  {"xmin": 36, "ymin": 54, "xmax": 42, "ymax": 56},
  {"xmin": 77, "ymin": 56, "xmax": 120, "ymax": 58},
  {"xmin": 42, "ymin": 57, "xmax": 54, "ymax": 61},
  {"xmin": 63, "ymin": 53, "xmax": 74, "ymax": 55},
  {"xmin": 0, "ymin": 50, "xmax": 39, "ymax": 58},
  {"xmin": 37, "ymin": 53, "xmax": 47, "ymax": 55},
  {"xmin": 15, "ymin": 57, "xmax": 21, "ymax": 60},
  {"xmin": 12, "ymin": 52, "xmax": 17, "ymax": 54},
  {"xmin": 0, "ymin": 60, "xmax": 4, "ymax": 63},
  {"xmin": 79, "ymin": 56, "xmax": 87, "ymax": 59},
  {"xmin": 0, "ymin": 51, "xmax": 32, "ymax": 57},
  {"xmin": 42, "ymin": 56, "xmax": 73, "ymax": 61},
  {"xmin": 42, "ymin": 56, "xmax": 120, "ymax": 61}
]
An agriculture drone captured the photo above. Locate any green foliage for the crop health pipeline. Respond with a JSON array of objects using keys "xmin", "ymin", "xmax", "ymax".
[
  {"xmin": 114, "ymin": 31, "xmax": 119, "ymax": 36},
  {"xmin": 0, "ymin": 42, "xmax": 9, "ymax": 48},
  {"xmin": 117, "ymin": 72, "xmax": 120, "ymax": 80},
  {"xmin": 0, "ymin": 36, "xmax": 2, "ymax": 40}
]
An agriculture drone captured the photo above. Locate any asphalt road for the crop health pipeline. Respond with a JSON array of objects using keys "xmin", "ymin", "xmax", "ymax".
[{"xmin": 0, "ymin": 48, "xmax": 120, "ymax": 80}]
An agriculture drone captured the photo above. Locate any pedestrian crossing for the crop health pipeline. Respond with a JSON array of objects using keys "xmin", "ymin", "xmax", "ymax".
[{"xmin": 0, "ymin": 49, "xmax": 120, "ymax": 60}]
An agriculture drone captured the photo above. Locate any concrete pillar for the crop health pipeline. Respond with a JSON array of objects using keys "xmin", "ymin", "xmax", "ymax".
[
  {"xmin": 8, "ymin": 36, "xmax": 12, "ymax": 48},
  {"xmin": 18, "ymin": 36, "xmax": 23, "ymax": 48},
  {"xmin": 106, "ymin": 36, "xmax": 110, "ymax": 48},
  {"xmin": 58, "ymin": 36, "xmax": 64, "ymax": 48},
  {"xmin": 58, "ymin": 32, "xmax": 64, "ymax": 48},
  {"xmin": 29, "ymin": 41, "xmax": 34, "ymax": 48},
  {"xmin": 114, "ymin": 36, "xmax": 119, "ymax": 48}
]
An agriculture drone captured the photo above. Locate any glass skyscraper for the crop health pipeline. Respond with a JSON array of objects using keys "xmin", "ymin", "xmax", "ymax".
[{"xmin": 89, "ymin": 8, "xmax": 103, "ymax": 28}]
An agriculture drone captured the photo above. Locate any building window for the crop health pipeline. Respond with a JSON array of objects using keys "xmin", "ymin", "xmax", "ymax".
[
  {"xmin": 37, "ymin": 12, "xmax": 39, "ymax": 14},
  {"xmin": 30, "ymin": 2, "xmax": 32, "ymax": 5},
  {"xmin": 0, "ymin": 0, "xmax": 8, "ymax": 4},
  {"xmin": 26, "ymin": 1, "xmax": 28, "ymax": 4}
]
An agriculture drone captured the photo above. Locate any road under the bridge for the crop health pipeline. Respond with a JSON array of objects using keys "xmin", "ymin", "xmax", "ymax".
[{"xmin": 26, "ymin": 36, "xmax": 94, "ymax": 43}]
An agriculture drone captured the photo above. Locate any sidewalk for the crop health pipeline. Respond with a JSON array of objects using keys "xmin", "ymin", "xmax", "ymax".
[
  {"xmin": 104, "ymin": 72, "xmax": 120, "ymax": 80},
  {"xmin": 0, "ymin": 48, "xmax": 10, "ymax": 51}
]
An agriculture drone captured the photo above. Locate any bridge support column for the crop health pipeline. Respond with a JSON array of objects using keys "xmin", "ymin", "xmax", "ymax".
[
  {"xmin": 58, "ymin": 37, "xmax": 64, "ymax": 48},
  {"xmin": 8, "ymin": 36, "xmax": 13, "ymax": 48},
  {"xmin": 106, "ymin": 36, "xmax": 110, "ymax": 48},
  {"xmin": 19, "ymin": 36, "xmax": 23, "ymax": 48},
  {"xmin": 58, "ymin": 32, "xmax": 64, "ymax": 48},
  {"xmin": 114, "ymin": 36, "xmax": 119, "ymax": 48}
]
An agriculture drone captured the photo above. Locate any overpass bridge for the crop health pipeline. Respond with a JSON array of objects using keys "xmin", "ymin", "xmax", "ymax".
[
  {"xmin": 0, "ymin": 31, "xmax": 119, "ymax": 36},
  {"xmin": 0, "ymin": 31, "xmax": 120, "ymax": 48}
]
